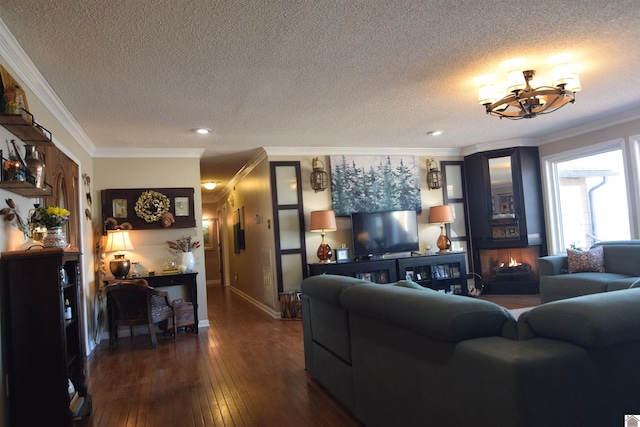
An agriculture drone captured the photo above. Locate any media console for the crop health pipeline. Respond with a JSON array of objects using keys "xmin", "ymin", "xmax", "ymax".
[{"xmin": 308, "ymin": 252, "xmax": 468, "ymax": 295}]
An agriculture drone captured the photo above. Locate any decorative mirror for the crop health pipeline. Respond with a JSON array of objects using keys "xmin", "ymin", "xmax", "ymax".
[{"xmin": 488, "ymin": 156, "xmax": 514, "ymax": 218}]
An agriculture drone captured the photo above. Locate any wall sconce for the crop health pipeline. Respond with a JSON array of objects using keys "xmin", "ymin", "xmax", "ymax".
[
  {"xmin": 105, "ymin": 230, "xmax": 135, "ymax": 278},
  {"xmin": 310, "ymin": 210, "xmax": 337, "ymax": 262},
  {"xmin": 426, "ymin": 158, "xmax": 443, "ymax": 190},
  {"xmin": 310, "ymin": 157, "xmax": 329, "ymax": 192}
]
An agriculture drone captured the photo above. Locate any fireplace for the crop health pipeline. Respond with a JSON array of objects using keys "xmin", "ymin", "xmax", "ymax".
[{"xmin": 479, "ymin": 246, "xmax": 540, "ymax": 294}]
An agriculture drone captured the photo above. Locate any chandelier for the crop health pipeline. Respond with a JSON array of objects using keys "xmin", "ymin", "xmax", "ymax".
[{"xmin": 479, "ymin": 65, "xmax": 581, "ymax": 119}]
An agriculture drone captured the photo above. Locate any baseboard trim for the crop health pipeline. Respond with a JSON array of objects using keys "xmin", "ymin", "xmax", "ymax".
[{"xmin": 228, "ymin": 286, "xmax": 280, "ymax": 318}]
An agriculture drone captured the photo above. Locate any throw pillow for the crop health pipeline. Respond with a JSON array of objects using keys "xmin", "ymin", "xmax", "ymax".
[{"xmin": 567, "ymin": 246, "xmax": 605, "ymax": 273}]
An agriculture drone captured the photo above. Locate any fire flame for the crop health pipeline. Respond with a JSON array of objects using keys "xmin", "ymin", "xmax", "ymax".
[{"xmin": 499, "ymin": 257, "xmax": 522, "ymax": 268}]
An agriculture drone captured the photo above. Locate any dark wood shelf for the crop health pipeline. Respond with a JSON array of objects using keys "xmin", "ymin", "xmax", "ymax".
[
  {"xmin": 0, "ymin": 111, "xmax": 53, "ymax": 146},
  {"xmin": 0, "ymin": 180, "xmax": 53, "ymax": 197}
]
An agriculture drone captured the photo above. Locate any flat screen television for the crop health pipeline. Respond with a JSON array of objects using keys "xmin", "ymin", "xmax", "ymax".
[{"xmin": 351, "ymin": 210, "xmax": 419, "ymax": 258}]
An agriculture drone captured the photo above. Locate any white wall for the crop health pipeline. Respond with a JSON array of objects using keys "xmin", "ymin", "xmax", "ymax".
[{"xmin": 92, "ymin": 157, "xmax": 208, "ymax": 339}]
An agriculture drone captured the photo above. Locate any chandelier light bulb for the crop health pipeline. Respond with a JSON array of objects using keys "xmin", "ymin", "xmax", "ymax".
[{"xmin": 506, "ymin": 70, "xmax": 526, "ymax": 92}]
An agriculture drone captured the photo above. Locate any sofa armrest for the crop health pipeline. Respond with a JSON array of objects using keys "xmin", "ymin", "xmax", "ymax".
[
  {"xmin": 519, "ymin": 288, "xmax": 640, "ymax": 347},
  {"xmin": 538, "ymin": 255, "xmax": 567, "ymax": 276}
]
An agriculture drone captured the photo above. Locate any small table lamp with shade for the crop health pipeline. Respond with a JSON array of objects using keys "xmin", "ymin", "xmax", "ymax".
[
  {"xmin": 429, "ymin": 205, "xmax": 455, "ymax": 254},
  {"xmin": 105, "ymin": 230, "xmax": 135, "ymax": 278},
  {"xmin": 310, "ymin": 210, "xmax": 337, "ymax": 263}
]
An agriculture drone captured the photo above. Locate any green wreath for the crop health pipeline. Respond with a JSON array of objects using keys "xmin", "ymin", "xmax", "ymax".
[{"xmin": 134, "ymin": 190, "xmax": 170, "ymax": 223}]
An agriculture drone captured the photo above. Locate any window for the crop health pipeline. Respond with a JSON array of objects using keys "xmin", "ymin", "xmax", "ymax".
[{"xmin": 548, "ymin": 147, "xmax": 630, "ymax": 251}]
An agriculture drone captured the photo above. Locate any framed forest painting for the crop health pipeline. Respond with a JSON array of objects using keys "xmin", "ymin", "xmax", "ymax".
[{"xmin": 330, "ymin": 155, "xmax": 422, "ymax": 217}]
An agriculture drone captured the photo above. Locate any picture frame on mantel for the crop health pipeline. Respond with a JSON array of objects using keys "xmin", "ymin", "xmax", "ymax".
[{"xmin": 101, "ymin": 188, "xmax": 196, "ymax": 232}]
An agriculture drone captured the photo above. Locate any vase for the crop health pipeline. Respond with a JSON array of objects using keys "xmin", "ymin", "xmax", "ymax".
[
  {"xmin": 24, "ymin": 145, "xmax": 46, "ymax": 190},
  {"xmin": 43, "ymin": 227, "xmax": 67, "ymax": 248},
  {"xmin": 181, "ymin": 251, "xmax": 195, "ymax": 272}
]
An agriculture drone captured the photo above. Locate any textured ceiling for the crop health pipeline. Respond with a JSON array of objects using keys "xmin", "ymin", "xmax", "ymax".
[{"xmin": 2, "ymin": 0, "xmax": 640, "ymax": 200}]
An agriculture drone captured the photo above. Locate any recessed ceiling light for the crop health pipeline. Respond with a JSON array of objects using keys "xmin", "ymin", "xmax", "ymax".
[
  {"xmin": 427, "ymin": 130, "xmax": 443, "ymax": 136},
  {"xmin": 203, "ymin": 182, "xmax": 217, "ymax": 190},
  {"xmin": 195, "ymin": 128, "xmax": 210, "ymax": 134}
]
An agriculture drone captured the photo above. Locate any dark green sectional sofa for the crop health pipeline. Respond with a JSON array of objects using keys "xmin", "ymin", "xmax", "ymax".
[
  {"xmin": 301, "ymin": 274, "xmax": 640, "ymax": 427},
  {"xmin": 538, "ymin": 241, "xmax": 640, "ymax": 303}
]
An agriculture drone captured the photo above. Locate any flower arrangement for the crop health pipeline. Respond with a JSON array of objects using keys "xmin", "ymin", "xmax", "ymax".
[
  {"xmin": 167, "ymin": 236, "xmax": 200, "ymax": 252},
  {"xmin": 31, "ymin": 205, "xmax": 70, "ymax": 229}
]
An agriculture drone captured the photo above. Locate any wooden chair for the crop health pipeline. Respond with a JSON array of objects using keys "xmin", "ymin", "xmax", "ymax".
[{"xmin": 105, "ymin": 281, "xmax": 176, "ymax": 349}]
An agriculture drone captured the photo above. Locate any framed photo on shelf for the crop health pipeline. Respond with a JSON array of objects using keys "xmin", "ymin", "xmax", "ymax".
[
  {"xmin": 335, "ymin": 247, "xmax": 350, "ymax": 263},
  {"xmin": 405, "ymin": 270, "xmax": 414, "ymax": 281},
  {"xmin": 112, "ymin": 198, "xmax": 127, "ymax": 218},
  {"xmin": 175, "ymin": 197, "xmax": 190, "ymax": 216},
  {"xmin": 452, "ymin": 265, "xmax": 461, "ymax": 277}
]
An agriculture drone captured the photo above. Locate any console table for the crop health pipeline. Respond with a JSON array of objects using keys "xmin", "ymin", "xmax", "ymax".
[{"xmin": 104, "ymin": 272, "xmax": 199, "ymax": 333}]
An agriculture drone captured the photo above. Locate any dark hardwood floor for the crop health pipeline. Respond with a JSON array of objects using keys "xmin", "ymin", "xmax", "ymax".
[
  {"xmin": 80, "ymin": 283, "xmax": 359, "ymax": 427},
  {"xmin": 79, "ymin": 284, "xmax": 539, "ymax": 427},
  {"xmin": 479, "ymin": 293, "xmax": 541, "ymax": 309}
]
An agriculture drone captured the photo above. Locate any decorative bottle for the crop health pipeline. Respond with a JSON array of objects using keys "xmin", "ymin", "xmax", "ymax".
[
  {"xmin": 64, "ymin": 299, "xmax": 72, "ymax": 320},
  {"xmin": 24, "ymin": 145, "xmax": 46, "ymax": 190}
]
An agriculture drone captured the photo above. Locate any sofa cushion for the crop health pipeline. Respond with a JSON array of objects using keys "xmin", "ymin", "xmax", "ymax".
[
  {"xmin": 607, "ymin": 277, "xmax": 640, "ymax": 291},
  {"xmin": 519, "ymin": 288, "xmax": 640, "ymax": 347},
  {"xmin": 392, "ymin": 279, "xmax": 433, "ymax": 290},
  {"xmin": 567, "ymin": 246, "xmax": 604, "ymax": 273},
  {"xmin": 600, "ymin": 245, "xmax": 640, "ymax": 276},
  {"xmin": 341, "ymin": 283, "xmax": 516, "ymax": 342},
  {"xmin": 539, "ymin": 272, "xmax": 630, "ymax": 303}
]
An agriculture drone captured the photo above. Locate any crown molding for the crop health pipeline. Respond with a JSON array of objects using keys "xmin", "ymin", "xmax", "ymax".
[
  {"xmin": 263, "ymin": 146, "xmax": 462, "ymax": 157},
  {"xmin": 207, "ymin": 149, "xmax": 268, "ymax": 204},
  {"xmin": 538, "ymin": 107, "xmax": 640, "ymax": 146},
  {"xmin": 460, "ymin": 138, "xmax": 539, "ymax": 157},
  {"xmin": 0, "ymin": 18, "xmax": 97, "ymax": 156},
  {"xmin": 92, "ymin": 148, "xmax": 205, "ymax": 158}
]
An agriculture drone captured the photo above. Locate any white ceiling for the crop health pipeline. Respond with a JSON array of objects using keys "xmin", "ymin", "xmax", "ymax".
[{"xmin": 2, "ymin": 1, "xmax": 640, "ymax": 200}]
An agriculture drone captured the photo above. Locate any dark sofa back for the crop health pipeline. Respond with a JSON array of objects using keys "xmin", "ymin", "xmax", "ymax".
[
  {"xmin": 301, "ymin": 274, "xmax": 367, "ymax": 363},
  {"xmin": 340, "ymin": 283, "xmax": 517, "ymax": 341},
  {"xmin": 599, "ymin": 245, "xmax": 640, "ymax": 276}
]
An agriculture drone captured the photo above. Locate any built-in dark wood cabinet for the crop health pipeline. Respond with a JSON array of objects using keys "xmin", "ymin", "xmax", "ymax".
[
  {"xmin": 2, "ymin": 249, "xmax": 92, "ymax": 426},
  {"xmin": 308, "ymin": 253, "xmax": 467, "ymax": 295},
  {"xmin": 464, "ymin": 146, "xmax": 545, "ymax": 249},
  {"xmin": 309, "ymin": 258, "xmax": 397, "ymax": 283},
  {"xmin": 397, "ymin": 253, "xmax": 467, "ymax": 295},
  {"xmin": 464, "ymin": 147, "xmax": 546, "ymax": 294}
]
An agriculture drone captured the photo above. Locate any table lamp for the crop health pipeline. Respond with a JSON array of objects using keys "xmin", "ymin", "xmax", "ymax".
[
  {"xmin": 310, "ymin": 210, "xmax": 337, "ymax": 263},
  {"xmin": 105, "ymin": 230, "xmax": 135, "ymax": 278},
  {"xmin": 429, "ymin": 205, "xmax": 454, "ymax": 253}
]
